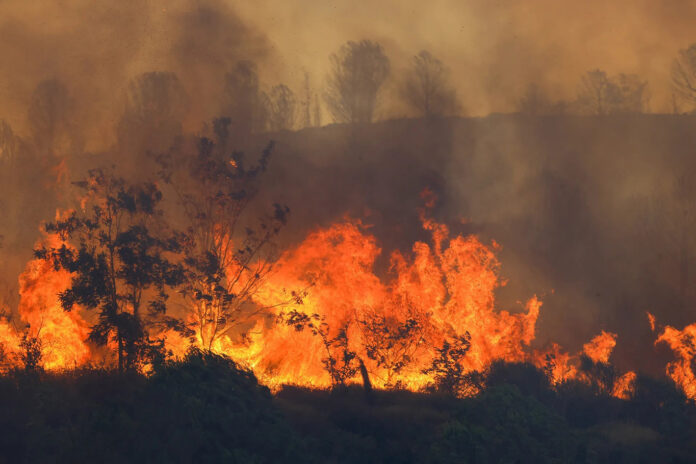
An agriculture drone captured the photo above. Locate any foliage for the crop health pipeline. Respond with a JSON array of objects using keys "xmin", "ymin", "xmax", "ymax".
[
  {"xmin": 19, "ymin": 332, "xmax": 43, "ymax": 372},
  {"xmin": 157, "ymin": 120, "xmax": 289, "ymax": 350},
  {"xmin": 283, "ymin": 309, "xmax": 359, "ymax": 387},
  {"xmin": 0, "ymin": 350, "xmax": 303, "ymax": 463},
  {"xmin": 35, "ymin": 169, "xmax": 186, "ymax": 371},
  {"xmin": 358, "ymin": 307, "xmax": 425, "ymax": 388},
  {"xmin": 422, "ymin": 332, "xmax": 478, "ymax": 397}
]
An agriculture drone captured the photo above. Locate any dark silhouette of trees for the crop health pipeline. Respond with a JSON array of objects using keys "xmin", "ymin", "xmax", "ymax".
[
  {"xmin": 672, "ymin": 43, "xmax": 696, "ymax": 110},
  {"xmin": 157, "ymin": 119, "xmax": 288, "ymax": 351},
  {"xmin": 117, "ymin": 71, "xmax": 189, "ymax": 155},
  {"xmin": 576, "ymin": 69, "xmax": 648, "ymax": 115},
  {"xmin": 223, "ymin": 61, "xmax": 268, "ymax": 135},
  {"xmin": 0, "ymin": 120, "xmax": 19, "ymax": 168},
  {"xmin": 27, "ymin": 79, "xmax": 82, "ymax": 157},
  {"xmin": 325, "ymin": 40, "xmax": 390, "ymax": 124},
  {"xmin": 18, "ymin": 333, "xmax": 42, "ymax": 372},
  {"xmin": 517, "ymin": 83, "xmax": 567, "ymax": 115},
  {"xmin": 266, "ymin": 84, "xmax": 296, "ymax": 131},
  {"xmin": 358, "ymin": 306, "xmax": 425, "ymax": 388},
  {"xmin": 35, "ymin": 169, "xmax": 186, "ymax": 371},
  {"xmin": 422, "ymin": 332, "xmax": 475, "ymax": 397},
  {"xmin": 577, "ymin": 70, "xmax": 610, "ymax": 115},
  {"xmin": 282, "ymin": 310, "xmax": 358, "ymax": 387},
  {"xmin": 401, "ymin": 50, "xmax": 460, "ymax": 118}
]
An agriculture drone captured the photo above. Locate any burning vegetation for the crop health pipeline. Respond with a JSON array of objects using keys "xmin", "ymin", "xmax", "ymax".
[{"xmin": 6, "ymin": 1, "xmax": 696, "ymax": 461}]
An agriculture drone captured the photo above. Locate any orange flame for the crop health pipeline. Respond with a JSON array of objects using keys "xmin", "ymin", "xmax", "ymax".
[
  {"xmin": 15, "ymin": 223, "xmax": 90, "ymax": 370},
  {"xmin": 582, "ymin": 331, "xmax": 617, "ymax": 364},
  {"xmin": 655, "ymin": 318, "xmax": 696, "ymax": 399}
]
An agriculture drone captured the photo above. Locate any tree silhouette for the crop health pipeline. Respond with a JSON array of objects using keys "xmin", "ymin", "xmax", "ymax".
[
  {"xmin": 117, "ymin": 71, "xmax": 189, "ymax": 155},
  {"xmin": 0, "ymin": 120, "xmax": 19, "ymax": 168},
  {"xmin": 325, "ymin": 40, "xmax": 390, "ymax": 124},
  {"xmin": 358, "ymin": 304, "xmax": 426, "ymax": 388},
  {"xmin": 27, "ymin": 79, "xmax": 82, "ymax": 157},
  {"xmin": 266, "ymin": 84, "xmax": 296, "ymax": 131},
  {"xmin": 401, "ymin": 50, "xmax": 460, "ymax": 117},
  {"xmin": 35, "ymin": 169, "xmax": 186, "ymax": 371},
  {"xmin": 156, "ymin": 119, "xmax": 288, "ymax": 351},
  {"xmin": 576, "ymin": 69, "xmax": 648, "ymax": 115},
  {"xmin": 282, "ymin": 309, "xmax": 358, "ymax": 387},
  {"xmin": 672, "ymin": 43, "xmax": 696, "ymax": 110},
  {"xmin": 223, "ymin": 61, "xmax": 268, "ymax": 135},
  {"xmin": 517, "ymin": 83, "xmax": 567, "ymax": 115},
  {"xmin": 422, "ymin": 332, "xmax": 474, "ymax": 397}
]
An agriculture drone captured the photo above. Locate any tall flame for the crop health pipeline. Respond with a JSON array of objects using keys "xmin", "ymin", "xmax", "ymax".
[{"xmin": 16, "ymin": 227, "xmax": 90, "ymax": 370}]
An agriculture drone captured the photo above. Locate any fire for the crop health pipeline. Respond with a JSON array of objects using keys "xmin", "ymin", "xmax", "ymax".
[
  {"xmin": 1, "ymin": 201, "xmax": 643, "ymax": 399},
  {"xmin": 246, "ymin": 211, "xmax": 542, "ymax": 390},
  {"xmin": 655, "ymin": 319, "xmax": 696, "ymax": 399},
  {"xmin": 582, "ymin": 331, "xmax": 617, "ymax": 364},
  {"xmin": 17, "ymin": 232, "xmax": 91, "ymax": 370}
]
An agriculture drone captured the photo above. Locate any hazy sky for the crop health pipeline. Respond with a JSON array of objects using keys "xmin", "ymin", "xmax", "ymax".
[
  {"xmin": 234, "ymin": 0, "xmax": 696, "ymax": 115},
  {"xmin": 2, "ymin": 0, "xmax": 696, "ymax": 136}
]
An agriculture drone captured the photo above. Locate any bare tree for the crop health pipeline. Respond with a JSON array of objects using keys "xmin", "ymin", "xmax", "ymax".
[
  {"xmin": 517, "ymin": 83, "xmax": 566, "ymax": 115},
  {"xmin": 223, "ymin": 61, "xmax": 268, "ymax": 135},
  {"xmin": 312, "ymin": 94, "xmax": 322, "ymax": 127},
  {"xmin": 117, "ymin": 71, "xmax": 189, "ymax": 154},
  {"xmin": 27, "ymin": 79, "xmax": 82, "ymax": 156},
  {"xmin": 401, "ymin": 50, "xmax": 460, "ymax": 117},
  {"xmin": 577, "ymin": 70, "xmax": 611, "ymax": 115},
  {"xmin": 157, "ymin": 119, "xmax": 289, "ymax": 351},
  {"xmin": 576, "ymin": 69, "xmax": 648, "ymax": 115},
  {"xmin": 266, "ymin": 84, "xmax": 296, "ymax": 131},
  {"xmin": 301, "ymin": 72, "xmax": 312, "ymax": 128},
  {"xmin": 325, "ymin": 40, "xmax": 390, "ymax": 124},
  {"xmin": 0, "ymin": 120, "xmax": 19, "ymax": 167},
  {"xmin": 672, "ymin": 43, "xmax": 696, "ymax": 110},
  {"xmin": 606, "ymin": 73, "xmax": 649, "ymax": 114}
]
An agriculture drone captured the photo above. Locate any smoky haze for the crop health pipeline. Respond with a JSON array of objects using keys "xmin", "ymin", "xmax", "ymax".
[{"xmin": 2, "ymin": 0, "xmax": 696, "ymax": 375}]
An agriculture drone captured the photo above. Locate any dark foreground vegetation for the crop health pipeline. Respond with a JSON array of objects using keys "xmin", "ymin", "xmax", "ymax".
[{"xmin": 1, "ymin": 351, "xmax": 695, "ymax": 463}]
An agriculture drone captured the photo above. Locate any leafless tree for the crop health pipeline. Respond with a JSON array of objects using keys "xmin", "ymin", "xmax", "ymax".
[
  {"xmin": 577, "ymin": 70, "xmax": 611, "ymax": 115},
  {"xmin": 401, "ymin": 50, "xmax": 460, "ymax": 117},
  {"xmin": 27, "ymin": 79, "xmax": 82, "ymax": 156},
  {"xmin": 606, "ymin": 73, "xmax": 649, "ymax": 114},
  {"xmin": 672, "ymin": 43, "xmax": 696, "ymax": 110},
  {"xmin": 266, "ymin": 84, "xmax": 296, "ymax": 131},
  {"xmin": 576, "ymin": 69, "xmax": 648, "ymax": 115},
  {"xmin": 517, "ymin": 84, "xmax": 559, "ymax": 115},
  {"xmin": 117, "ymin": 71, "xmax": 189, "ymax": 154},
  {"xmin": 157, "ymin": 120, "xmax": 289, "ymax": 351},
  {"xmin": 325, "ymin": 40, "xmax": 390, "ymax": 124},
  {"xmin": 223, "ymin": 61, "xmax": 268, "ymax": 135},
  {"xmin": 0, "ymin": 120, "xmax": 20, "ymax": 170}
]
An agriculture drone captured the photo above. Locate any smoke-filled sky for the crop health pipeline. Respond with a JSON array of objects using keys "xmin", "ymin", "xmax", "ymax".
[
  {"xmin": 2, "ymin": 0, "xmax": 696, "ymax": 140},
  {"xmin": 235, "ymin": 0, "xmax": 696, "ymax": 115}
]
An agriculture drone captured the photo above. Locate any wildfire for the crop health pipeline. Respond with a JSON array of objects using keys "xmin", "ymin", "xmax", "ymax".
[
  {"xmin": 582, "ymin": 331, "xmax": 617, "ymax": 364},
  {"xmin": 0, "ymin": 203, "xmax": 659, "ymax": 402},
  {"xmin": 0, "ymin": 212, "xmax": 91, "ymax": 372},
  {"xmin": 655, "ymin": 318, "xmax": 696, "ymax": 399}
]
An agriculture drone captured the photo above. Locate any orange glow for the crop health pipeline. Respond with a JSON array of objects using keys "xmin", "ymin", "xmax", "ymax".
[
  {"xmin": 8, "ymin": 202, "xmax": 640, "ymax": 399},
  {"xmin": 655, "ymin": 319, "xmax": 696, "ymax": 399},
  {"xmin": 17, "ymin": 230, "xmax": 91, "ymax": 370},
  {"xmin": 582, "ymin": 331, "xmax": 617, "ymax": 364}
]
